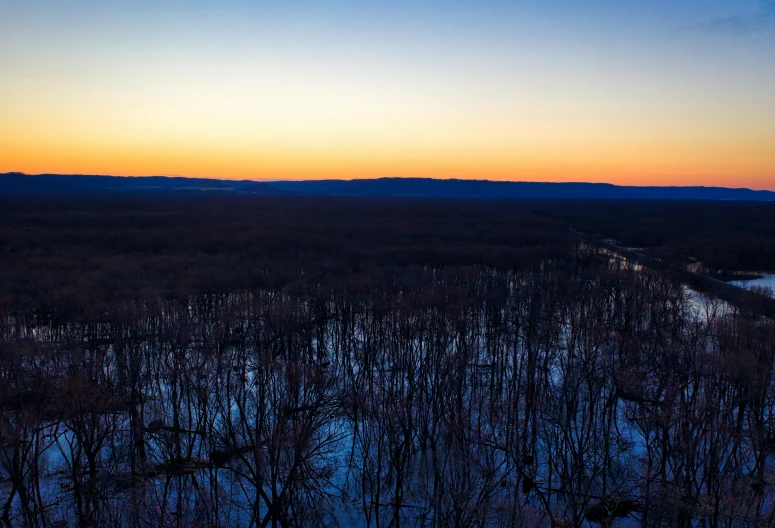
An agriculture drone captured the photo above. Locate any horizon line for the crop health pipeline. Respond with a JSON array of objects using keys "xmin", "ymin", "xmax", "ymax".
[{"xmin": 4, "ymin": 171, "xmax": 775, "ymax": 192}]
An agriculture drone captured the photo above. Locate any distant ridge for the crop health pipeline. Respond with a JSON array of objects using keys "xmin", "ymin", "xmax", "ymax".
[
  {"xmin": 2, "ymin": 173, "xmax": 773, "ymax": 201},
  {"xmin": 0, "ymin": 173, "xmax": 284, "ymax": 195},
  {"xmin": 272, "ymin": 177, "xmax": 775, "ymax": 201}
]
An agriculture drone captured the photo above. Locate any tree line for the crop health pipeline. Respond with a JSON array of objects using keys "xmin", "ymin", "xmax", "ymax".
[{"xmin": 0, "ymin": 197, "xmax": 774, "ymax": 527}]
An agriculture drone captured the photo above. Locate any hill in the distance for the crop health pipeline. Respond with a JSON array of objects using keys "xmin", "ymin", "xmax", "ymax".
[
  {"xmin": 270, "ymin": 177, "xmax": 775, "ymax": 201},
  {"xmin": 0, "ymin": 173, "xmax": 284, "ymax": 195},
  {"xmin": 1, "ymin": 173, "xmax": 773, "ymax": 201}
]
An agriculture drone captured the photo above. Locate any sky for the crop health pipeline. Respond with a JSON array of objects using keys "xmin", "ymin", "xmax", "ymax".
[{"xmin": 1, "ymin": 1, "xmax": 774, "ymax": 189}]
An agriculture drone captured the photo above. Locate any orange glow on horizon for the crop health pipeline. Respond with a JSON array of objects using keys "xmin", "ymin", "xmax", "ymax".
[
  {"xmin": 2, "ymin": 2, "xmax": 773, "ymax": 191},
  {"xmin": 3, "ymin": 133, "xmax": 773, "ymax": 190}
]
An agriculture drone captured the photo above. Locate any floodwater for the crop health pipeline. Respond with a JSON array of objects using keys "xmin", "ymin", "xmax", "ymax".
[
  {"xmin": 2, "ymin": 262, "xmax": 775, "ymax": 527},
  {"xmin": 732, "ymin": 273, "xmax": 775, "ymax": 295}
]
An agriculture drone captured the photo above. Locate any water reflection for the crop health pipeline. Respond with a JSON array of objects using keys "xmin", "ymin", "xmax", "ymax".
[
  {"xmin": 1, "ymin": 259, "xmax": 774, "ymax": 527},
  {"xmin": 732, "ymin": 274, "xmax": 775, "ymax": 296}
]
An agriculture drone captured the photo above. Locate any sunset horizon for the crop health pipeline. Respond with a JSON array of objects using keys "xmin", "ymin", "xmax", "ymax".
[
  {"xmin": 2, "ymin": 1, "xmax": 774, "ymax": 190},
  {"xmin": 4, "ymin": 170, "xmax": 775, "ymax": 192}
]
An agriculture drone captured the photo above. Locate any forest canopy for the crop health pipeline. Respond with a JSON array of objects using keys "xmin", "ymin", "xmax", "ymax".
[{"xmin": 0, "ymin": 196, "xmax": 774, "ymax": 527}]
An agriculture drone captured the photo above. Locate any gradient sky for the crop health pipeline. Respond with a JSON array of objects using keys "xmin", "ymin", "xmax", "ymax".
[{"xmin": 1, "ymin": 1, "xmax": 774, "ymax": 188}]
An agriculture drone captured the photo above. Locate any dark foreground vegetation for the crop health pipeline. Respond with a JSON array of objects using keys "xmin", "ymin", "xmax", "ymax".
[
  {"xmin": 1, "ymin": 197, "xmax": 775, "ymax": 527},
  {"xmin": 537, "ymin": 201, "xmax": 775, "ymax": 277}
]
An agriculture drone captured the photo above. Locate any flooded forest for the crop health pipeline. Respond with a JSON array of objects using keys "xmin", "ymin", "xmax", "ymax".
[{"xmin": 1, "ymin": 197, "xmax": 775, "ymax": 528}]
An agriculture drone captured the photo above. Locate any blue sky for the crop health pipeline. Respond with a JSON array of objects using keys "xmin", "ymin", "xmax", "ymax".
[{"xmin": 1, "ymin": 1, "xmax": 773, "ymax": 187}]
